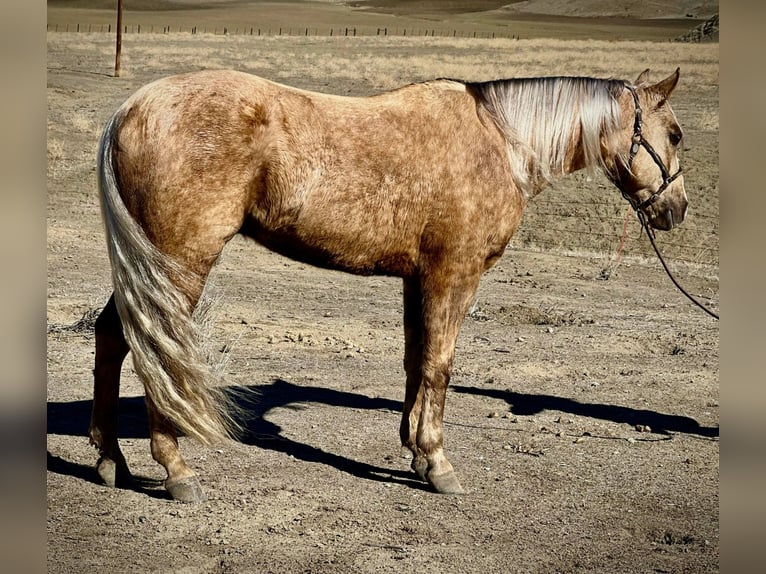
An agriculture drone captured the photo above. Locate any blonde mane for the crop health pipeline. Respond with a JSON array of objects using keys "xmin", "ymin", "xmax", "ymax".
[{"xmin": 468, "ymin": 77, "xmax": 626, "ymax": 199}]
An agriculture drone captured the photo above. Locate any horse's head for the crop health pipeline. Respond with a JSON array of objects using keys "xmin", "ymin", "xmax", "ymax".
[{"xmin": 610, "ymin": 69, "xmax": 688, "ymax": 231}]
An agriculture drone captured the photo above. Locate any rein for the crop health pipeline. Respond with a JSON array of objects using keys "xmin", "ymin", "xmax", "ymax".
[{"xmin": 615, "ymin": 85, "xmax": 719, "ymax": 321}]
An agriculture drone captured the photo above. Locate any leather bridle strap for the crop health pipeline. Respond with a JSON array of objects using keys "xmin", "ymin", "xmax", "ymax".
[
  {"xmin": 619, "ymin": 86, "xmax": 719, "ymax": 321},
  {"xmin": 623, "ymin": 85, "xmax": 683, "ymax": 211}
]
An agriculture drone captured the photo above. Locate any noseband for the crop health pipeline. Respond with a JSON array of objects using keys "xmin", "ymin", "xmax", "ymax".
[{"xmin": 617, "ymin": 85, "xmax": 683, "ymax": 212}]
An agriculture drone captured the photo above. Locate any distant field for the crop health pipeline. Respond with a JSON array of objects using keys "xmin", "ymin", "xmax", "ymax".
[{"xmin": 47, "ymin": 0, "xmax": 711, "ymax": 40}]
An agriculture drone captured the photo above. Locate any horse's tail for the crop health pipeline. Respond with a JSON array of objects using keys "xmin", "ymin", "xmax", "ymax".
[{"xmin": 97, "ymin": 110, "xmax": 239, "ymax": 445}]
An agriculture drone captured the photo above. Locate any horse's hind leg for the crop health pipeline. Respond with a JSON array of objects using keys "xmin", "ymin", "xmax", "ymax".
[
  {"xmin": 146, "ymin": 400, "xmax": 206, "ymax": 502},
  {"xmin": 89, "ymin": 294, "xmax": 131, "ymax": 487},
  {"xmin": 399, "ymin": 277, "xmax": 426, "ymax": 477},
  {"xmin": 143, "ymin": 265, "xmax": 217, "ymax": 503}
]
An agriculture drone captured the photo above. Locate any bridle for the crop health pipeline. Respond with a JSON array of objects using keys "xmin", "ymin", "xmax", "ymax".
[
  {"xmin": 616, "ymin": 85, "xmax": 683, "ymax": 213},
  {"xmin": 611, "ymin": 85, "xmax": 718, "ymax": 321}
]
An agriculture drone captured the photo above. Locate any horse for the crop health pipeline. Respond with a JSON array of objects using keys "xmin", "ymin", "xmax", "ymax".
[{"xmin": 90, "ymin": 67, "xmax": 687, "ymax": 502}]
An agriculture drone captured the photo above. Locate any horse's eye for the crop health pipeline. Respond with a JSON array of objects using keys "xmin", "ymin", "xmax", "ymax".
[{"xmin": 669, "ymin": 131, "xmax": 683, "ymax": 146}]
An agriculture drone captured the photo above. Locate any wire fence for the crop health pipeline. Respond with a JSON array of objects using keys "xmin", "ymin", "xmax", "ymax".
[
  {"xmin": 513, "ymin": 175, "xmax": 718, "ymax": 267},
  {"xmin": 46, "ymin": 23, "xmax": 522, "ymax": 39}
]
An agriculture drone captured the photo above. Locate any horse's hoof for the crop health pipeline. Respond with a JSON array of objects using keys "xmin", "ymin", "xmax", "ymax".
[
  {"xmin": 166, "ymin": 476, "xmax": 207, "ymax": 503},
  {"xmin": 96, "ymin": 456, "xmax": 132, "ymax": 488},
  {"xmin": 411, "ymin": 456, "xmax": 428, "ymax": 482},
  {"xmin": 428, "ymin": 471, "xmax": 466, "ymax": 495}
]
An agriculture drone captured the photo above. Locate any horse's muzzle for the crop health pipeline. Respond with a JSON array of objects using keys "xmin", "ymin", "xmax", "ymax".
[{"xmin": 646, "ymin": 195, "xmax": 688, "ymax": 231}]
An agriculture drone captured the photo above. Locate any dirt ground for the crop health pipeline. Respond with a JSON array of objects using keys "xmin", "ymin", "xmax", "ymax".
[{"xmin": 47, "ymin": 26, "xmax": 719, "ymax": 574}]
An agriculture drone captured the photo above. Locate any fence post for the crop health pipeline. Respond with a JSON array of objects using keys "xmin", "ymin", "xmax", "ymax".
[{"xmin": 114, "ymin": 0, "xmax": 122, "ymax": 77}]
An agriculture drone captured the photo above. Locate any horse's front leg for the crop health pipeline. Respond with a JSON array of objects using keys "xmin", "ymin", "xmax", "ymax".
[{"xmin": 407, "ymin": 268, "xmax": 481, "ymax": 495}]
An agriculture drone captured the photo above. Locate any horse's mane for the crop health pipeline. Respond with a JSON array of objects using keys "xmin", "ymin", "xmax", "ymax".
[{"xmin": 467, "ymin": 76, "xmax": 626, "ymax": 199}]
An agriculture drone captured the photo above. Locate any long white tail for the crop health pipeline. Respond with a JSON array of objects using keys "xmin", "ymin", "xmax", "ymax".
[{"xmin": 97, "ymin": 111, "xmax": 238, "ymax": 445}]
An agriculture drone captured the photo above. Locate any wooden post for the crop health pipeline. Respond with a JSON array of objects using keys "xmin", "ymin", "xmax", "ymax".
[{"xmin": 114, "ymin": 0, "xmax": 123, "ymax": 77}]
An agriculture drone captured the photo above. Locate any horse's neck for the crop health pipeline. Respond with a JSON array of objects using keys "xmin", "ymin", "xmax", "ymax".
[{"xmin": 561, "ymin": 124, "xmax": 588, "ymax": 175}]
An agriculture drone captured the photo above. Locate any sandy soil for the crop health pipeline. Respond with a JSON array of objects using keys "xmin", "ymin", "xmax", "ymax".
[{"xmin": 47, "ymin": 29, "xmax": 719, "ymax": 574}]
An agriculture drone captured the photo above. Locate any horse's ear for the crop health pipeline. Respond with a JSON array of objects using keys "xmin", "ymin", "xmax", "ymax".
[
  {"xmin": 635, "ymin": 69, "xmax": 651, "ymax": 85},
  {"xmin": 649, "ymin": 67, "xmax": 680, "ymax": 102}
]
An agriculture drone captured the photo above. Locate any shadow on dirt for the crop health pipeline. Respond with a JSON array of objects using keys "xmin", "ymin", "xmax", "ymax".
[
  {"xmin": 451, "ymin": 385, "xmax": 719, "ymax": 438},
  {"xmin": 230, "ymin": 379, "xmax": 425, "ymax": 489},
  {"xmin": 47, "ymin": 379, "xmax": 717, "ymax": 495},
  {"xmin": 46, "ymin": 378, "xmax": 426, "ymax": 493}
]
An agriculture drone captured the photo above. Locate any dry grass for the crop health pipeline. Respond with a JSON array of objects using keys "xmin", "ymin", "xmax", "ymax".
[{"xmin": 50, "ymin": 33, "xmax": 719, "ymax": 87}]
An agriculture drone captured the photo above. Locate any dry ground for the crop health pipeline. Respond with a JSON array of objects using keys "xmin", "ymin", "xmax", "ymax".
[{"xmin": 47, "ymin": 24, "xmax": 719, "ymax": 574}]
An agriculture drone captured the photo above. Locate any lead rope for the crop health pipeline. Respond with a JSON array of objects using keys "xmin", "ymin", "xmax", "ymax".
[{"xmin": 635, "ymin": 209, "xmax": 719, "ymax": 320}]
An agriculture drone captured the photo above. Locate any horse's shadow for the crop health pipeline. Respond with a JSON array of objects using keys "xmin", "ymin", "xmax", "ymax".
[
  {"xmin": 46, "ymin": 379, "xmax": 426, "ymax": 494},
  {"xmin": 450, "ymin": 385, "xmax": 719, "ymax": 439},
  {"xmin": 47, "ymin": 379, "xmax": 718, "ymax": 496}
]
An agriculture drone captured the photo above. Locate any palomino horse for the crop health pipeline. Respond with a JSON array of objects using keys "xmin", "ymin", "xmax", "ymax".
[{"xmin": 91, "ymin": 68, "xmax": 687, "ymax": 501}]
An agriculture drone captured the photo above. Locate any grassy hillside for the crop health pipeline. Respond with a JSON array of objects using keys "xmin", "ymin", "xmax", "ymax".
[{"xmin": 47, "ymin": 0, "xmax": 717, "ymax": 41}]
